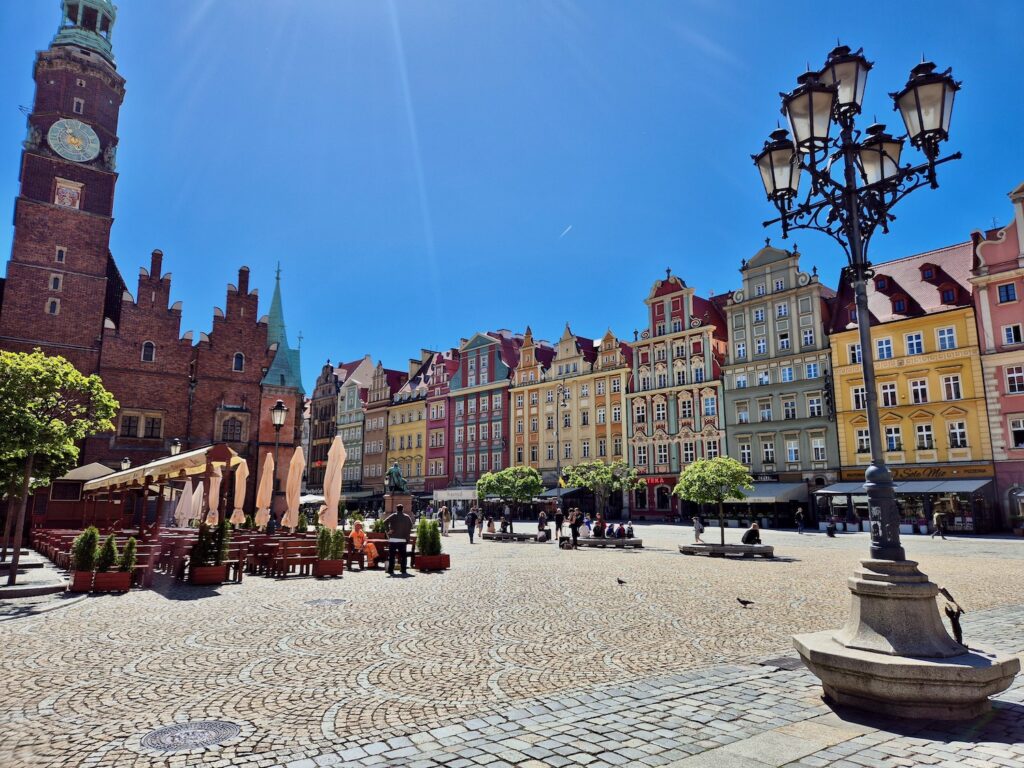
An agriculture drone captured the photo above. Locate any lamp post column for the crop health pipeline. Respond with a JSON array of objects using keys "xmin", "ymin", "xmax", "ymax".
[{"xmin": 839, "ymin": 122, "xmax": 905, "ymax": 562}]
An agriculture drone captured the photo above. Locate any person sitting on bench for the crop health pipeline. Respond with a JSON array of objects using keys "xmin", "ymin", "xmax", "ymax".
[
  {"xmin": 615, "ymin": 523, "xmax": 626, "ymax": 539},
  {"xmin": 486, "ymin": 516, "xmax": 496, "ymax": 534},
  {"xmin": 741, "ymin": 522, "xmax": 762, "ymax": 546},
  {"xmin": 499, "ymin": 518, "xmax": 509, "ymax": 534},
  {"xmin": 625, "ymin": 521, "xmax": 634, "ymax": 538}
]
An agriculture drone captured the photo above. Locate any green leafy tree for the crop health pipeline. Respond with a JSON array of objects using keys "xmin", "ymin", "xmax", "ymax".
[
  {"xmin": 672, "ymin": 457, "xmax": 754, "ymax": 546},
  {"xmin": 0, "ymin": 350, "xmax": 117, "ymax": 584},
  {"xmin": 563, "ymin": 460, "xmax": 644, "ymax": 519},
  {"xmin": 2, "ymin": 444, "xmax": 78, "ymax": 562},
  {"xmin": 476, "ymin": 466, "xmax": 543, "ymax": 515}
]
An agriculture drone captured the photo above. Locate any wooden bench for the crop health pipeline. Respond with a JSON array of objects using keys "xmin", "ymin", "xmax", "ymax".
[
  {"xmin": 678, "ymin": 543, "xmax": 775, "ymax": 558},
  {"xmin": 482, "ymin": 530, "xmax": 550, "ymax": 543},
  {"xmin": 576, "ymin": 537, "xmax": 643, "ymax": 549},
  {"xmin": 270, "ymin": 540, "xmax": 319, "ymax": 577}
]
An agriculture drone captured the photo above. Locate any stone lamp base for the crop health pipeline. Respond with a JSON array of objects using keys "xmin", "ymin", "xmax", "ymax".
[{"xmin": 795, "ymin": 559, "xmax": 1020, "ymax": 721}]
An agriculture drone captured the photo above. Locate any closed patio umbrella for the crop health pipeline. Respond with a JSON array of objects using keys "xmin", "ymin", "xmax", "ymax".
[
  {"xmin": 204, "ymin": 465, "xmax": 222, "ymax": 526},
  {"xmin": 319, "ymin": 436, "xmax": 346, "ymax": 530},
  {"xmin": 173, "ymin": 478, "xmax": 193, "ymax": 527},
  {"xmin": 254, "ymin": 452, "xmax": 274, "ymax": 529},
  {"xmin": 229, "ymin": 460, "xmax": 249, "ymax": 525},
  {"xmin": 190, "ymin": 481, "xmax": 205, "ymax": 526},
  {"xmin": 282, "ymin": 446, "xmax": 305, "ymax": 531}
]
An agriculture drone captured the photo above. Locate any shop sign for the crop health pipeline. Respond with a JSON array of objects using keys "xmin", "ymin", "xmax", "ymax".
[
  {"xmin": 840, "ymin": 463, "xmax": 993, "ymax": 481},
  {"xmin": 753, "ymin": 473, "xmax": 779, "ymax": 482}
]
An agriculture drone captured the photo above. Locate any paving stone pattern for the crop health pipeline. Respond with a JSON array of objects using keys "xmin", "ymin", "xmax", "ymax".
[{"xmin": 0, "ymin": 526, "xmax": 1021, "ymax": 767}]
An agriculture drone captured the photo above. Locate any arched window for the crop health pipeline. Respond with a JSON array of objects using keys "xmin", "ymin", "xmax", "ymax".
[
  {"xmin": 221, "ymin": 417, "xmax": 242, "ymax": 442},
  {"xmin": 141, "ymin": 341, "xmax": 156, "ymax": 362},
  {"xmin": 233, "ymin": 352, "xmax": 245, "ymax": 372}
]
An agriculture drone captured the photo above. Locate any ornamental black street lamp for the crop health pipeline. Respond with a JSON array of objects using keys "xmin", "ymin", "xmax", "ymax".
[
  {"xmin": 754, "ymin": 45, "xmax": 961, "ymax": 562},
  {"xmin": 553, "ymin": 382, "xmax": 571, "ymax": 504},
  {"xmin": 120, "ymin": 457, "xmax": 131, "ymax": 471},
  {"xmin": 170, "ymin": 437, "xmax": 182, "ymax": 457},
  {"xmin": 270, "ymin": 399, "xmax": 289, "ymax": 492},
  {"xmin": 756, "ymin": 46, "xmax": 1018, "ymax": 721}
]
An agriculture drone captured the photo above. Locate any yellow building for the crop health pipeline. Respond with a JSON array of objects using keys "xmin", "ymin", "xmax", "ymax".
[
  {"xmin": 828, "ymin": 243, "xmax": 994, "ymax": 524},
  {"xmin": 385, "ymin": 352, "xmax": 432, "ymax": 492},
  {"xmin": 511, "ymin": 325, "xmax": 631, "ymax": 490}
]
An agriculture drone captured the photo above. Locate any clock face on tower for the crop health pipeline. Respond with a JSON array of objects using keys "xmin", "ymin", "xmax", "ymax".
[{"xmin": 46, "ymin": 119, "xmax": 101, "ymax": 163}]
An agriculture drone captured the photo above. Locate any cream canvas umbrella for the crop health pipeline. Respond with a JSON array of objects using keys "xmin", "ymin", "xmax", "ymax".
[
  {"xmin": 254, "ymin": 452, "xmax": 274, "ymax": 529},
  {"xmin": 282, "ymin": 446, "xmax": 305, "ymax": 531},
  {"xmin": 204, "ymin": 465, "xmax": 222, "ymax": 526},
  {"xmin": 229, "ymin": 460, "xmax": 249, "ymax": 525},
  {"xmin": 173, "ymin": 478, "xmax": 194, "ymax": 527},
  {"xmin": 190, "ymin": 481, "xmax": 205, "ymax": 526},
  {"xmin": 319, "ymin": 436, "xmax": 347, "ymax": 530}
]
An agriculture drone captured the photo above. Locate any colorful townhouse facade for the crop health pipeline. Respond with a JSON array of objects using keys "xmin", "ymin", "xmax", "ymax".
[
  {"xmin": 721, "ymin": 245, "xmax": 840, "ymax": 523},
  {"xmin": 449, "ymin": 331, "xmax": 522, "ymax": 488},
  {"xmin": 424, "ymin": 348, "xmax": 460, "ymax": 493},
  {"xmin": 827, "ymin": 242, "xmax": 996, "ymax": 532},
  {"xmin": 361, "ymin": 363, "xmax": 407, "ymax": 495},
  {"xmin": 385, "ymin": 352, "xmax": 433, "ymax": 493},
  {"xmin": 627, "ymin": 271, "xmax": 728, "ymax": 518},
  {"xmin": 510, "ymin": 326, "xmax": 631, "ymax": 495},
  {"xmin": 307, "ymin": 356, "xmax": 373, "ymax": 492},
  {"xmin": 970, "ymin": 182, "xmax": 1024, "ymax": 521}
]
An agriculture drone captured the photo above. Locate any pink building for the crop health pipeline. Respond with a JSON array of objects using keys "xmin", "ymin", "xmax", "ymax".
[
  {"xmin": 424, "ymin": 348, "xmax": 460, "ymax": 494},
  {"xmin": 971, "ymin": 182, "xmax": 1024, "ymax": 522}
]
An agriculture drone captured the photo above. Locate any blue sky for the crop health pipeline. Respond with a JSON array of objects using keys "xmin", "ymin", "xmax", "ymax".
[{"xmin": 1, "ymin": 1, "xmax": 1022, "ymax": 388}]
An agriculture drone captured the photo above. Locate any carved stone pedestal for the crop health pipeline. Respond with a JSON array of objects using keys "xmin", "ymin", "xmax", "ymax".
[{"xmin": 795, "ymin": 559, "xmax": 1019, "ymax": 720}]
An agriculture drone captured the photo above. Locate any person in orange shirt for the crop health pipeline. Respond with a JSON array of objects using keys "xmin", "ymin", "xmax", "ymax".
[{"xmin": 349, "ymin": 520, "xmax": 379, "ymax": 566}]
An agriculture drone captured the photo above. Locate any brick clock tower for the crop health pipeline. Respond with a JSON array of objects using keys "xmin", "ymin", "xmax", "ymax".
[{"xmin": 0, "ymin": 0, "xmax": 126, "ymax": 373}]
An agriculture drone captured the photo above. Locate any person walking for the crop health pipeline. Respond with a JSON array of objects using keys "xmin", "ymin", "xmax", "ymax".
[
  {"xmin": 440, "ymin": 505, "xmax": 451, "ymax": 536},
  {"xmin": 931, "ymin": 506, "xmax": 947, "ymax": 540},
  {"xmin": 568, "ymin": 509, "xmax": 582, "ymax": 549},
  {"xmin": 554, "ymin": 506, "xmax": 564, "ymax": 539},
  {"xmin": 383, "ymin": 503, "xmax": 413, "ymax": 577},
  {"xmin": 795, "ymin": 506, "xmax": 805, "ymax": 534},
  {"xmin": 692, "ymin": 515, "xmax": 705, "ymax": 544},
  {"xmin": 538, "ymin": 509, "xmax": 548, "ymax": 540},
  {"xmin": 464, "ymin": 507, "xmax": 478, "ymax": 544},
  {"xmin": 476, "ymin": 507, "xmax": 484, "ymax": 537}
]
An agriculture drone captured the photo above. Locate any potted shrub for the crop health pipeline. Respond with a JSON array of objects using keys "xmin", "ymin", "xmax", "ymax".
[
  {"xmin": 68, "ymin": 526, "xmax": 99, "ymax": 592},
  {"xmin": 1011, "ymin": 516, "xmax": 1024, "ymax": 537},
  {"xmin": 416, "ymin": 519, "xmax": 449, "ymax": 572},
  {"xmin": 368, "ymin": 517, "xmax": 387, "ymax": 539},
  {"xmin": 313, "ymin": 527, "xmax": 344, "ymax": 578},
  {"xmin": 93, "ymin": 534, "xmax": 131, "ymax": 592},
  {"xmin": 189, "ymin": 521, "xmax": 230, "ymax": 585}
]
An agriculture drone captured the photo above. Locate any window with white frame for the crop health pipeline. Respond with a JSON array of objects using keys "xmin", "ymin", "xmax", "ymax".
[
  {"xmin": 876, "ymin": 338, "xmax": 893, "ymax": 360},
  {"xmin": 736, "ymin": 403, "xmax": 750, "ymax": 423},
  {"xmin": 942, "ymin": 375, "xmax": 962, "ymax": 401},
  {"xmin": 739, "ymin": 442, "xmax": 752, "ymax": 464},
  {"xmin": 775, "ymin": 279, "xmax": 785, "ymax": 291},
  {"xmin": 807, "ymin": 395, "xmax": 822, "ymax": 417},
  {"xmin": 612, "ymin": 405, "xmax": 621, "ymax": 422},
  {"xmin": 885, "ymin": 426, "xmax": 902, "ymax": 451},
  {"xmin": 705, "ymin": 440, "xmax": 720, "ymax": 459},
  {"xmin": 735, "ymin": 373, "xmax": 747, "ymax": 389},
  {"xmin": 753, "ymin": 308, "xmax": 765, "ymax": 323},
  {"xmin": 905, "ymin": 332, "xmax": 924, "ymax": 355},
  {"xmin": 780, "ymin": 366, "xmax": 794, "ymax": 382},
  {"xmin": 937, "ymin": 327, "xmax": 957, "ymax": 351},
  {"xmin": 1004, "ymin": 324, "xmax": 1024, "ymax": 345},
  {"xmin": 597, "ymin": 407, "xmax": 606, "ymax": 424},
  {"xmin": 635, "ymin": 445, "xmax": 647, "ymax": 465},
  {"xmin": 682, "ymin": 442, "xmax": 696, "ymax": 462},
  {"xmin": 777, "ymin": 303, "xmax": 789, "ymax": 318},
  {"xmin": 779, "ymin": 332, "xmax": 791, "ymax": 350},
  {"xmin": 786, "ymin": 440, "xmax": 799, "ymax": 462},
  {"xmin": 654, "ymin": 401, "xmax": 666, "ymax": 421},
  {"xmin": 1010, "ymin": 418, "xmax": 1024, "ymax": 449},
  {"xmin": 755, "ymin": 338, "xmax": 767, "ymax": 355},
  {"xmin": 849, "ymin": 343, "xmax": 862, "ymax": 364},
  {"xmin": 802, "ymin": 329, "xmax": 814, "ymax": 347},
  {"xmin": 493, "ymin": 422, "xmax": 501, "ymax": 441},
  {"xmin": 812, "ymin": 437, "xmax": 826, "ymax": 461},
  {"xmin": 546, "ymin": 390, "xmax": 554, "ymax": 403},
  {"xmin": 679, "ymin": 399, "xmax": 693, "ymax": 418},
  {"xmin": 480, "ymin": 423, "xmax": 489, "ymax": 440},
  {"xmin": 997, "ymin": 283, "xmax": 1017, "ymax": 303},
  {"xmin": 910, "ymin": 379, "xmax": 929, "ymax": 404},
  {"xmin": 1007, "ymin": 366, "xmax": 1024, "ymax": 394},
  {"xmin": 948, "ymin": 421, "xmax": 968, "ymax": 448},
  {"xmin": 703, "ymin": 396, "xmax": 717, "ymax": 417},
  {"xmin": 805, "ymin": 362, "xmax": 820, "ymax": 378},
  {"xmin": 758, "ymin": 370, "xmax": 770, "ymax": 386},
  {"xmin": 783, "ymin": 399, "xmax": 796, "ymax": 419},
  {"xmin": 656, "ymin": 443, "xmax": 668, "ymax": 464},
  {"xmin": 634, "ymin": 402, "xmax": 646, "ymax": 423},
  {"xmin": 467, "ymin": 425, "xmax": 476, "ymax": 442},
  {"xmin": 581, "ymin": 440, "xmax": 591, "ymax": 458},
  {"xmin": 916, "ymin": 423, "xmax": 934, "ymax": 449},
  {"xmin": 516, "ymin": 394, "xmax": 524, "ymax": 407},
  {"xmin": 852, "ymin": 386, "xmax": 867, "ymax": 409},
  {"xmin": 598, "ymin": 438, "xmax": 606, "ymax": 457},
  {"xmin": 611, "ymin": 378, "xmax": 621, "ymax": 393},
  {"xmin": 596, "ymin": 380, "xmax": 605, "ymax": 395},
  {"xmin": 755, "ymin": 284, "xmax": 766, "ymax": 297},
  {"xmin": 759, "ymin": 400, "xmax": 772, "ymax": 422},
  {"xmin": 880, "ymin": 382, "xmax": 898, "ymax": 407},
  {"xmin": 492, "ymin": 394, "xmax": 502, "ymax": 409},
  {"xmin": 455, "ymin": 427, "xmax": 464, "ymax": 444},
  {"xmin": 546, "ymin": 444, "xmax": 555, "ymax": 461},
  {"xmin": 736, "ymin": 342, "xmax": 746, "ymax": 359},
  {"xmin": 761, "ymin": 439, "xmax": 775, "ymax": 463},
  {"xmin": 856, "ymin": 428, "xmax": 870, "ymax": 452},
  {"xmin": 467, "ymin": 454, "xmax": 476, "ymax": 473}
]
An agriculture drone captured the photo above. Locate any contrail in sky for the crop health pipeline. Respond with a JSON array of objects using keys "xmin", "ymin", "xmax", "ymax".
[{"xmin": 559, "ymin": 225, "xmax": 573, "ymax": 239}]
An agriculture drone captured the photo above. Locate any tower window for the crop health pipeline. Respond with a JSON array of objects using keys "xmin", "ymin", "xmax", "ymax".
[
  {"xmin": 73, "ymin": 97, "xmax": 84, "ymax": 114},
  {"xmin": 233, "ymin": 353, "xmax": 245, "ymax": 372},
  {"xmin": 50, "ymin": 274, "xmax": 63, "ymax": 291},
  {"xmin": 141, "ymin": 341, "xmax": 156, "ymax": 362},
  {"xmin": 55, "ymin": 247, "xmax": 66, "ymax": 263},
  {"xmin": 76, "ymin": 78, "xmax": 86, "ymax": 88},
  {"xmin": 46, "ymin": 299, "xmax": 60, "ymax": 315},
  {"xmin": 221, "ymin": 418, "xmax": 242, "ymax": 442}
]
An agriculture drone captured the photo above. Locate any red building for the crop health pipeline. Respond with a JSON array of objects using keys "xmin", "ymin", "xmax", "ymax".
[
  {"xmin": 0, "ymin": 3, "xmax": 304, "ymax": 520},
  {"xmin": 971, "ymin": 182, "xmax": 1024, "ymax": 522},
  {"xmin": 424, "ymin": 348, "xmax": 460, "ymax": 493}
]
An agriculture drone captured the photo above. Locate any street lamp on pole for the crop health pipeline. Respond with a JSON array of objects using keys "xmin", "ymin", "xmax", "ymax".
[
  {"xmin": 270, "ymin": 399, "xmax": 289, "ymax": 492},
  {"xmin": 553, "ymin": 383, "xmax": 571, "ymax": 504},
  {"xmin": 756, "ymin": 45, "xmax": 1018, "ymax": 720},
  {"xmin": 120, "ymin": 457, "xmax": 131, "ymax": 471},
  {"xmin": 170, "ymin": 438, "xmax": 182, "ymax": 457}
]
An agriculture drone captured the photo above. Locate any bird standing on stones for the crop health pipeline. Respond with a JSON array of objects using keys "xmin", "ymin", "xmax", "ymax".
[
  {"xmin": 616, "ymin": 578, "xmax": 627, "ymax": 586},
  {"xmin": 737, "ymin": 598, "xmax": 754, "ymax": 609}
]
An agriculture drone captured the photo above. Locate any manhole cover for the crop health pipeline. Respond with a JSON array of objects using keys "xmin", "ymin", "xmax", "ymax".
[
  {"xmin": 304, "ymin": 598, "xmax": 348, "ymax": 607},
  {"xmin": 759, "ymin": 656, "xmax": 805, "ymax": 671},
  {"xmin": 140, "ymin": 721, "xmax": 240, "ymax": 752}
]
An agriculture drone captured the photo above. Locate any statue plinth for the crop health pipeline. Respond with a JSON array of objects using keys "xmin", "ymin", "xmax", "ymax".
[
  {"xmin": 383, "ymin": 494, "xmax": 412, "ymax": 516},
  {"xmin": 795, "ymin": 558, "xmax": 1019, "ymax": 720}
]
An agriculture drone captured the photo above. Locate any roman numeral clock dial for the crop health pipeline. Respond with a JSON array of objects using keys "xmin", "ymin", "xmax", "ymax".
[{"xmin": 46, "ymin": 118, "xmax": 101, "ymax": 163}]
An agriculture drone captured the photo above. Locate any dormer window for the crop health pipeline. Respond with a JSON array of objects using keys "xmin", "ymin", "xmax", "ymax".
[
  {"xmin": 893, "ymin": 296, "xmax": 907, "ymax": 313},
  {"xmin": 922, "ymin": 267, "xmax": 935, "ymax": 280},
  {"xmin": 940, "ymin": 286, "xmax": 956, "ymax": 303},
  {"xmin": 875, "ymin": 277, "xmax": 887, "ymax": 290}
]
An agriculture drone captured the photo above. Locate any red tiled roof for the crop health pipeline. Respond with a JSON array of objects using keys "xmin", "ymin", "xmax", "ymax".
[
  {"xmin": 829, "ymin": 241, "xmax": 974, "ymax": 333},
  {"xmin": 692, "ymin": 295, "xmax": 729, "ymax": 341},
  {"xmin": 383, "ymin": 368, "xmax": 408, "ymax": 395}
]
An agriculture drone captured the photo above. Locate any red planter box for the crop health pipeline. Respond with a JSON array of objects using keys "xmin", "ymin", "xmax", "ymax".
[
  {"xmin": 189, "ymin": 564, "xmax": 228, "ymax": 585},
  {"xmin": 416, "ymin": 554, "xmax": 450, "ymax": 572},
  {"xmin": 68, "ymin": 571, "xmax": 93, "ymax": 593},
  {"xmin": 92, "ymin": 571, "xmax": 131, "ymax": 593},
  {"xmin": 314, "ymin": 559, "xmax": 345, "ymax": 578}
]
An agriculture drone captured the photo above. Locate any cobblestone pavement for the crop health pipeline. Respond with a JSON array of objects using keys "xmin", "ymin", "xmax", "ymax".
[{"xmin": 0, "ymin": 525, "xmax": 1021, "ymax": 767}]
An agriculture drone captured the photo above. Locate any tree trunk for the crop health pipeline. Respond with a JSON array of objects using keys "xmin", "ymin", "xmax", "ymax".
[
  {"xmin": 6, "ymin": 454, "xmax": 34, "ymax": 586},
  {"xmin": 719, "ymin": 500, "xmax": 725, "ymax": 546},
  {"xmin": 1, "ymin": 490, "xmax": 19, "ymax": 562}
]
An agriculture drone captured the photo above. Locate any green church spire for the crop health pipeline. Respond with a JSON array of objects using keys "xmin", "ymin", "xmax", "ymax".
[
  {"xmin": 262, "ymin": 265, "xmax": 305, "ymax": 394},
  {"xmin": 52, "ymin": 0, "xmax": 118, "ymax": 65}
]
